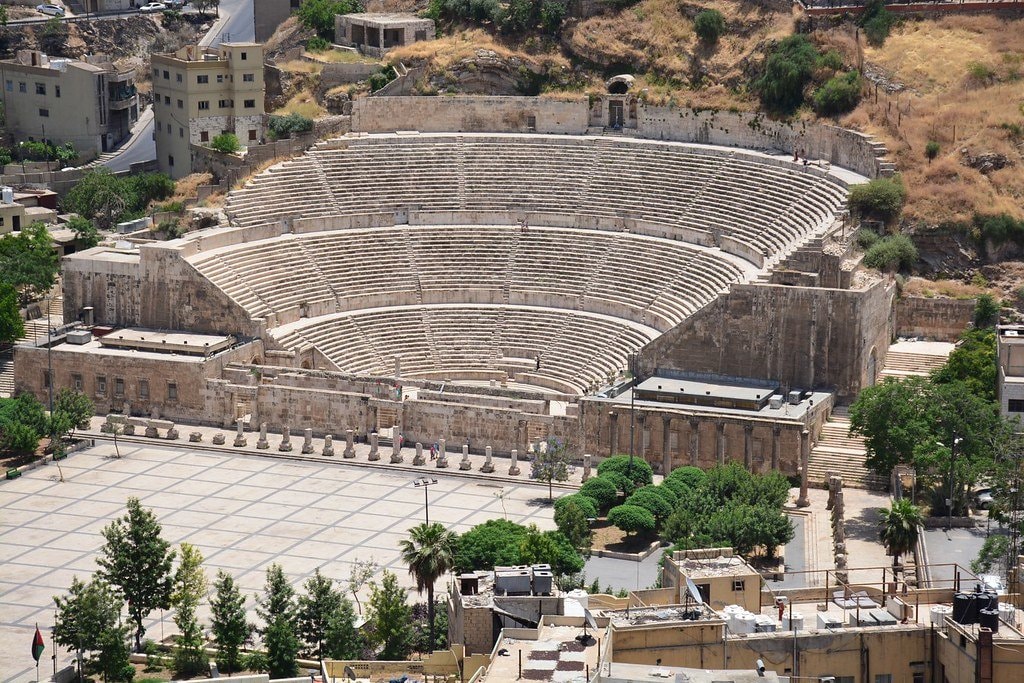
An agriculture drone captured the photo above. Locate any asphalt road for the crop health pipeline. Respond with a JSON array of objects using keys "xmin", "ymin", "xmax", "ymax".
[
  {"xmin": 920, "ymin": 516, "xmax": 992, "ymax": 589},
  {"xmin": 103, "ymin": 108, "xmax": 155, "ymax": 171},
  {"xmin": 203, "ymin": 0, "xmax": 255, "ymax": 46}
]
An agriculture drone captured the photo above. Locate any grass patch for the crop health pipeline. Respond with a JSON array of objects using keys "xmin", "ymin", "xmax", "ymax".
[{"xmin": 272, "ymin": 91, "xmax": 326, "ymax": 119}]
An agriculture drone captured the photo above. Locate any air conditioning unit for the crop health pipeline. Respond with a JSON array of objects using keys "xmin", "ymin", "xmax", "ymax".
[
  {"xmin": 787, "ymin": 390, "xmax": 802, "ymax": 405},
  {"xmin": 66, "ymin": 330, "xmax": 92, "ymax": 345},
  {"xmin": 532, "ymin": 570, "xmax": 553, "ymax": 596}
]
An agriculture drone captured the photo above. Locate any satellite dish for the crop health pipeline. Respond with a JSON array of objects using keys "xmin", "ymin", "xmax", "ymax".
[{"xmin": 685, "ymin": 577, "xmax": 704, "ymax": 605}]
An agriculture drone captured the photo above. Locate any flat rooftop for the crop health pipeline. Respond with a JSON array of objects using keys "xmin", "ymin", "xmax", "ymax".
[
  {"xmin": 341, "ymin": 12, "xmax": 431, "ymax": 22},
  {"xmin": 599, "ymin": 663, "xmax": 781, "ymax": 683},
  {"xmin": 674, "ymin": 554, "xmax": 756, "ymax": 579},
  {"xmin": 482, "ymin": 623, "xmax": 600, "ymax": 683},
  {"xmin": 601, "ymin": 384, "xmax": 829, "ymax": 420},
  {"xmin": 98, "ymin": 328, "xmax": 236, "ymax": 355}
]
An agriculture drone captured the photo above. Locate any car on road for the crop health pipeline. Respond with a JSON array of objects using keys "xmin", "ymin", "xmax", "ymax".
[
  {"xmin": 974, "ymin": 488, "xmax": 995, "ymax": 510},
  {"xmin": 138, "ymin": 2, "xmax": 167, "ymax": 12},
  {"xmin": 35, "ymin": 3, "xmax": 65, "ymax": 15}
]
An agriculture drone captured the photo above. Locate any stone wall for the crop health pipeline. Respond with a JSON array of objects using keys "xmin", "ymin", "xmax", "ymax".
[
  {"xmin": 351, "ymin": 96, "xmax": 590, "ymax": 134},
  {"xmin": 896, "ymin": 296, "xmax": 974, "ymax": 341},
  {"xmin": 639, "ymin": 279, "xmax": 895, "ymax": 401}
]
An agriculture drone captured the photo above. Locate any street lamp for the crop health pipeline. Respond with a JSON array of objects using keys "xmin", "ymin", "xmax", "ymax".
[
  {"xmin": 945, "ymin": 437, "xmax": 963, "ymax": 532},
  {"xmin": 628, "ymin": 352, "xmax": 637, "ymax": 481},
  {"xmin": 413, "ymin": 477, "xmax": 438, "ymax": 526}
]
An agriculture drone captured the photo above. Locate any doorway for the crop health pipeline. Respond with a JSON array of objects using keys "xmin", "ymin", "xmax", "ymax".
[{"xmin": 608, "ymin": 100, "xmax": 624, "ymax": 129}]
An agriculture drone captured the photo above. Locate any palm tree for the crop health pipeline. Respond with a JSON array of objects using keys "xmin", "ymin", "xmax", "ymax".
[
  {"xmin": 399, "ymin": 522, "xmax": 457, "ymax": 653},
  {"xmin": 878, "ymin": 499, "xmax": 925, "ymax": 569}
]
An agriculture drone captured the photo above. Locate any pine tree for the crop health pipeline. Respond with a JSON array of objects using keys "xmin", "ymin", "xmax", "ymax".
[
  {"xmin": 210, "ymin": 571, "xmax": 252, "ymax": 674},
  {"xmin": 96, "ymin": 497, "xmax": 176, "ymax": 651},
  {"xmin": 53, "ymin": 576, "xmax": 121, "ymax": 673},
  {"xmin": 367, "ymin": 571, "xmax": 414, "ymax": 660},
  {"xmin": 171, "ymin": 543, "xmax": 208, "ymax": 677},
  {"xmin": 324, "ymin": 598, "xmax": 362, "ymax": 660},
  {"xmin": 297, "ymin": 568, "xmax": 342, "ymax": 660},
  {"xmin": 257, "ymin": 564, "xmax": 299, "ymax": 678}
]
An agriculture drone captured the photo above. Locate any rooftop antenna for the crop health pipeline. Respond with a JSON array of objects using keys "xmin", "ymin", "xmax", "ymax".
[
  {"xmin": 577, "ymin": 608, "xmax": 597, "ymax": 646},
  {"xmin": 685, "ymin": 576, "xmax": 705, "ymax": 619}
]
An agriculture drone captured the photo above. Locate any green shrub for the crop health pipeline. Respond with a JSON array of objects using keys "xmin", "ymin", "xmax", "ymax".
[
  {"xmin": 755, "ymin": 35, "xmax": 818, "ymax": 113},
  {"xmin": 296, "ymin": 0, "xmax": 363, "ymax": 40},
  {"xmin": 624, "ymin": 488, "xmax": 673, "ymax": 523},
  {"xmin": 645, "ymin": 484, "xmax": 678, "ymax": 507},
  {"xmin": 599, "ymin": 471, "xmax": 634, "ymax": 497},
  {"xmin": 665, "ymin": 466, "xmax": 706, "ymax": 490},
  {"xmin": 368, "ymin": 67, "xmax": 396, "ymax": 92},
  {"xmin": 0, "ymin": 148, "xmax": 11, "ymax": 166},
  {"xmin": 693, "ymin": 9, "xmax": 725, "ymax": 44},
  {"xmin": 67, "ymin": 216, "xmax": 99, "ymax": 248},
  {"xmin": 848, "ymin": 176, "xmax": 906, "ymax": 221},
  {"xmin": 974, "ymin": 213, "xmax": 1024, "ymax": 246},
  {"xmin": 156, "ymin": 201, "xmax": 185, "ymax": 214},
  {"xmin": 974, "ymin": 293, "xmax": 1000, "ymax": 328},
  {"xmin": 856, "ymin": 228, "xmax": 880, "ymax": 249},
  {"xmin": 816, "ymin": 49, "xmax": 844, "ymax": 72},
  {"xmin": 554, "ymin": 494, "xmax": 598, "ymax": 519},
  {"xmin": 210, "ymin": 133, "xmax": 241, "ymax": 154},
  {"xmin": 863, "ymin": 234, "xmax": 918, "ymax": 271},
  {"xmin": 267, "ymin": 113, "xmax": 314, "ymax": 141},
  {"xmin": 859, "ymin": 0, "xmax": 894, "ymax": 47},
  {"xmin": 306, "ymin": 36, "xmax": 330, "ymax": 52},
  {"xmin": 596, "ymin": 454, "xmax": 654, "ymax": 489},
  {"xmin": 925, "ymin": 141, "xmax": 941, "ymax": 162},
  {"xmin": 607, "ymin": 504, "xmax": 656, "ymax": 536},
  {"xmin": 579, "ymin": 477, "xmax": 618, "ymax": 513},
  {"xmin": 813, "ymin": 71, "xmax": 861, "ymax": 116}
]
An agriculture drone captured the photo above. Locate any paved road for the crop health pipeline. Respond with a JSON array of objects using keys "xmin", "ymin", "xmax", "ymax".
[
  {"xmin": 767, "ymin": 514, "xmax": 808, "ymax": 589},
  {"xmin": 102, "ymin": 107, "xmax": 155, "ymax": 171},
  {"xmin": 585, "ymin": 550, "xmax": 663, "ymax": 593},
  {"xmin": 920, "ymin": 516, "xmax": 992, "ymax": 589},
  {"xmin": 202, "ymin": 0, "xmax": 255, "ymax": 46}
]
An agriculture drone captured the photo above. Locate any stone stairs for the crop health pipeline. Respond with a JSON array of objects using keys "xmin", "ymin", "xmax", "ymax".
[
  {"xmin": 807, "ymin": 407, "xmax": 887, "ymax": 490},
  {"xmin": 0, "ymin": 352, "xmax": 13, "ymax": 398},
  {"xmin": 879, "ymin": 350, "xmax": 948, "ymax": 379}
]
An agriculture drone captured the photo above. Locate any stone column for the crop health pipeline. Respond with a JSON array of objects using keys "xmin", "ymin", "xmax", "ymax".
[
  {"xmin": 166, "ymin": 424, "xmax": 178, "ymax": 440},
  {"xmin": 481, "ymin": 446, "xmax": 494, "ymax": 473},
  {"xmin": 256, "ymin": 423, "xmax": 269, "ymax": 449},
  {"xmin": 716, "ymin": 422, "xmax": 725, "ymax": 465},
  {"xmin": 744, "ymin": 424, "xmax": 753, "ymax": 471},
  {"xmin": 509, "ymin": 449, "xmax": 521, "ymax": 476},
  {"xmin": 323, "ymin": 434, "xmax": 334, "ymax": 457},
  {"xmin": 609, "ymin": 413, "xmax": 619, "ymax": 457},
  {"xmin": 460, "ymin": 444, "xmax": 471, "ymax": 470},
  {"xmin": 368, "ymin": 433, "xmax": 380, "ymax": 461},
  {"xmin": 661, "ymin": 415, "xmax": 672, "ymax": 476},
  {"xmin": 301, "ymin": 428, "xmax": 313, "ymax": 454},
  {"xmin": 797, "ymin": 429, "xmax": 811, "ymax": 507},
  {"xmin": 391, "ymin": 431, "xmax": 403, "ymax": 463},
  {"xmin": 689, "ymin": 419, "xmax": 700, "ymax": 466},
  {"xmin": 413, "ymin": 442, "xmax": 425, "ymax": 465},
  {"xmin": 233, "ymin": 419, "xmax": 247, "ymax": 448},
  {"xmin": 279, "ymin": 426, "xmax": 293, "ymax": 452},
  {"xmin": 344, "ymin": 429, "xmax": 355, "ymax": 458},
  {"xmin": 436, "ymin": 438, "xmax": 449, "ymax": 468},
  {"xmin": 582, "ymin": 453, "xmax": 592, "ymax": 481},
  {"xmin": 771, "ymin": 426, "xmax": 781, "ymax": 471}
]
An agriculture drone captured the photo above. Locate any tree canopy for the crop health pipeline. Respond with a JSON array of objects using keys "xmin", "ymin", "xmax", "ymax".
[
  {"xmin": 0, "ymin": 222, "xmax": 58, "ymax": 305},
  {"xmin": 61, "ymin": 170, "xmax": 174, "ymax": 230},
  {"xmin": 878, "ymin": 499, "xmax": 924, "ymax": 568},
  {"xmin": 210, "ymin": 570, "xmax": 252, "ymax": 674},
  {"xmin": 367, "ymin": 570, "xmax": 414, "ymax": 661},
  {"xmin": 296, "ymin": 0, "xmax": 363, "ymax": 39},
  {"xmin": 399, "ymin": 522, "xmax": 457, "ymax": 652},
  {"xmin": 53, "ymin": 576, "xmax": 122, "ymax": 669},
  {"xmin": 453, "ymin": 519, "xmax": 584, "ymax": 576},
  {"xmin": 0, "ymin": 282, "xmax": 24, "ymax": 346}
]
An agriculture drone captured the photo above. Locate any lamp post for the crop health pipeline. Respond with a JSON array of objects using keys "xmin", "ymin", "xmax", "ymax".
[
  {"xmin": 628, "ymin": 352, "xmax": 637, "ymax": 481},
  {"xmin": 945, "ymin": 437, "xmax": 963, "ymax": 532},
  {"xmin": 414, "ymin": 477, "xmax": 438, "ymax": 526}
]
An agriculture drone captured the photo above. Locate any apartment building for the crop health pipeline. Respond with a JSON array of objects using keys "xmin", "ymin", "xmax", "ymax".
[
  {"xmin": 0, "ymin": 50, "xmax": 138, "ymax": 159},
  {"xmin": 151, "ymin": 43, "xmax": 265, "ymax": 179}
]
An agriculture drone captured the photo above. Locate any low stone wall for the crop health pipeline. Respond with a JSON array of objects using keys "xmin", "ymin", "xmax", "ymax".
[
  {"xmin": 896, "ymin": 296, "xmax": 974, "ymax": 342},
  {"xmin": 352, "ymin": 95, "xmax": 590, "ymax": 134}
]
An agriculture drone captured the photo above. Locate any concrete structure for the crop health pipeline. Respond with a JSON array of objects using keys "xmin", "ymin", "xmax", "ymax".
[
  {"xmin": 151, "ymin": 43, "xmax": 265, "ymax": 179},
  {"xmin": 998, "ymin": 324, "xmax": 1024, "ymax": 424},
  {"xmin": 661, "ymin": 548, "xmax": 762, "ymax": 612},
  {"xmin": 0, "ymin": 187, "xmax": 58, "ymax": 234},
  {"xmin": 0, "ymin": 50, "xmax": 138, "ymax": 158},
  {"xmin": 334, "ymin": 13, "xmax": 434, "ymax": 57},
  {"xmin": 254, "ymin": 0, "xmax": 300, "ymax": 42}
]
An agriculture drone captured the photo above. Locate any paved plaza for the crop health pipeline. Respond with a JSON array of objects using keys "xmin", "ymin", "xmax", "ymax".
[{"xmin": 0, "ymin": 442, "xmax": 561, "ymax": 682}]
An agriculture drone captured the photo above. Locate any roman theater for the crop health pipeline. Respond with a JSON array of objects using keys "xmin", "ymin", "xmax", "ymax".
[{"xmin": 14, "ymin": 93, "xmax": 899, "ymax": 483}]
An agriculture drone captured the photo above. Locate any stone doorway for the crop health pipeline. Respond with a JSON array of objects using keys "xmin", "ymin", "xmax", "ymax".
[{"xmin": 608, "ymin": 100, "xmax": 624, "ymax": 129}]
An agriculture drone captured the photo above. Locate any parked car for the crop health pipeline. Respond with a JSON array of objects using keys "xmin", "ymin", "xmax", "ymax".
[
  {"xmin": 35, "ymin": 3, "xmax": 65, "ymax": 15},
  {"xmin": 138, "ymin": 2, "xmax": 167, "ymax": 12},
  {"xmin": 974, "ymin": 488, "xmax": 995, "ymax": 510}
]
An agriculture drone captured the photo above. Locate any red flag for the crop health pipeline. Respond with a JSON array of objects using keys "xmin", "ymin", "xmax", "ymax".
[{"xmin": 31, "ymin": 624, "xmax": 44, "ymax": 664}]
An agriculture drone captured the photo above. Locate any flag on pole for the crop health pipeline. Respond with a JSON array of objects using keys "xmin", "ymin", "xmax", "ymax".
[{"xmin": 32, "ymin": 624, "xmax": 44, "ymax": 663}]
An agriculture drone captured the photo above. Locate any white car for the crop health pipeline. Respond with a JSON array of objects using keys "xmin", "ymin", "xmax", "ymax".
[
  {"xmin": 35, "ymin": 3, "xmax": 66, "ymax": 15},
  {"xmin": 138, "ymin": 2, "xmax": 167, "ymax": 12}
]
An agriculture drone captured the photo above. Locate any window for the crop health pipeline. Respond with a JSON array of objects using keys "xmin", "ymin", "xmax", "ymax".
[
  {"xmin": 167, "ymin": 382, "xmax": 178, "ymax": 401},
  {"xmin": 875, "ymin": 675, "xmax": 893, "ymax": 683},
  {"xmin": 216, "ymin": 74, "xmax": 224, "ymax": 83},
  {"xmin": 240, "ymin": 52, "xmax": 248, "ymax": 60},
  {"xmin": 243, "ymin": 73, "xmax": 254, "ymax": 82},
  {"xmin": 153, "ymin": 67, "xmax": 159, "ymax": 78},
  {"xmin": 415, "ymin": 30, "xmax": 427, "ymax": 41},
  {"xmin": 18, "ymin": 82, "xmax": 26, "ymax": 93},
  {"xmin": 179, "ymin": 127, "xmax": 184, "ymax": 138},
  {"xmin": 198, "ymin": 100, "xmax": 210, "ymax": 110},
  {"xmin": 4, "ymin": 80, "xmax": 10, "ymax": 92},
  {"xmin": 731, "ymin": 580, "xmax": 745, "ymax": 592},
  {"xmin": 38, "ymin": 109, "xmax": 49, "ymax": 117},
  {"xmin": 217, "ymin": 99, "xmax": 231, "ymax": 108},
  {"xmin": 168, "ymin": 155, "xmax": 174, "ymax": 167},
  {"xmin": 1010, "ymin": 399, "xmax": 1024, "ymax": 413},
  {"xmin": 248, "ymin": 129, "xmax": 257, "ymax": 141},
  {"xmin": 114, "ymin": 378, "xmax": 124, "ymax": 397},
  {"xmin": 35, "ymin": 82, "xmax": 45, "ymax": 95},
  {"xmin": 177, "ymin": 99, "xmax": 183, "ymax": 109},
  {"xmin": 138, "ymin": 380, "xmax": 149, "ymax": 400},
  {"xmin": 43, "ymin": 371, "xmax": 51, "ymax": 390},
  {"xmin": 96, "ymin": 376, "xmax": 106, "ymax": 396},
  {"xmin": 176, "ymin": 73, "xmax": 182, "ymax": 82},
  {"xmin": 163, "ymin": 70, "xmax": 169, "ymax": 79},
  {"xmin": 243, "ymin": 99, "xmax": 255, "ymax": 108},
  {"xmin": 200, "ymin": 131, "xmax": 209, "ymax": 142},
  {"xmin": 0, "ymin": 217, "xmax": 4, "ymax": 227},
  {"xmin": 55, "ymin": 85, "xmax": 60, "ymax": 98},
  {"xmin": 72, "ymin": 374, "xmax": 83, "ymax": 392},
  {"xmin": 164, "ymin": 95, "xmax": 170, "ymax": 105},
  {"xmin": 156, "ymin": 121, "xmax": 161, "ymax": 132},
  {"xmin": 196, "ymin": 74, "xmax": 209, "ymax": 84}
]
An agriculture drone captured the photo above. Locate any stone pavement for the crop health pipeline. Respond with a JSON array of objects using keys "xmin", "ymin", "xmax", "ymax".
[{"xmin": 0, "ymin": 440, "xmax": 566, "ymax": 683}]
